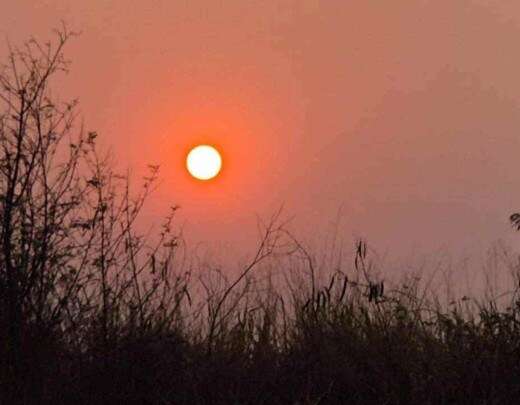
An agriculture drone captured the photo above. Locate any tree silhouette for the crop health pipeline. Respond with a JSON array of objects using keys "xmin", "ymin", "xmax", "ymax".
[{"xmin": 0, "ymin": 26, "xmax": 185, "ymax": 402}]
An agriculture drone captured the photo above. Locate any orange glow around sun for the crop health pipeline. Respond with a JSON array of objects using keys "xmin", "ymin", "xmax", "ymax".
[{"xmin": 186, "ymin": 145, "xmax": 222, "ymax": 180}]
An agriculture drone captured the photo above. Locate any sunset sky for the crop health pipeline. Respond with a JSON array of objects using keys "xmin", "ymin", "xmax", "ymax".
[{"xmin": 3, "ymin": 1, "xmax": 520, "ymax": 277}]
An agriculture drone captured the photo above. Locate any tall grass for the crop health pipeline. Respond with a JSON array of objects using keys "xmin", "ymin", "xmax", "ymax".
[{"xmin": 3, "ymin": 232, "xmax": 520, "ymax": 404}]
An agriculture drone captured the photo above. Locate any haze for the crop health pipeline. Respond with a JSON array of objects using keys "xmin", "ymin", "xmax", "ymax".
[{"xmin": 3, "ymin": 1, "xmax": 520, "ymax": 279}]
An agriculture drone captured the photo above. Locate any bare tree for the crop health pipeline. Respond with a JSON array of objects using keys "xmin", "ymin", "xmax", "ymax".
[{"xmin": 0, "ymin": 26, "xmax": 187, "ymax": 401}]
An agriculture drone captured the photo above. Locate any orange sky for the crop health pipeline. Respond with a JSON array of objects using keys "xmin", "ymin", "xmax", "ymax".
[{"xmin": 3, "ymin": 1, "xmax": 520, "ymax": 276}]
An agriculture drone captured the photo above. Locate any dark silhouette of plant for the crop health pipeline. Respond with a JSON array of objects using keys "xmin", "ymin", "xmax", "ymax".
[
  {"xmin": 0, "ymin": 26, "xmax": 186, "ymax": 403},
  {"xmin": 510, "ymin": 213, "xmax": 520, "ymax": 230}
]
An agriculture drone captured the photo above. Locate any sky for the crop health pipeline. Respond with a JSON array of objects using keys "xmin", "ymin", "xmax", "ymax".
[{"xmin": 2, "ymin": 1, "xmax": 520, "ymax": 286}]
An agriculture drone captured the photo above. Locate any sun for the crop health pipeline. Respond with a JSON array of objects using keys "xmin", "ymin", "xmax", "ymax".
[{"xmin": 186, "ymin": 145, "xmax": 222, "ymax": 181}]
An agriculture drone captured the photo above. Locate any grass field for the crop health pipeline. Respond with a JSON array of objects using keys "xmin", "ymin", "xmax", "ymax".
[{"xmin": 2, "ymin": 236, "xmax": 520, "ymax": 405}]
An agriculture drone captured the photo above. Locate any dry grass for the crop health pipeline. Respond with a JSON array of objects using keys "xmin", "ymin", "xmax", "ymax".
[{"xmin": 2, "ymin": 236, "xmax": 520, "ymax": 404}]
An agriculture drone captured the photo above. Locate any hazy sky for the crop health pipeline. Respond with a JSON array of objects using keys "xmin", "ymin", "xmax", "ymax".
[{"xmin": 3, "ymin": 1, "xmax": 520, "ymax": 274}]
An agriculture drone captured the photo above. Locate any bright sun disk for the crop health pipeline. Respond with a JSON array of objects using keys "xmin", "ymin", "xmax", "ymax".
[{"xmin": 186, "ymin": 145, "xmax": 222, "ymax": 180}]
